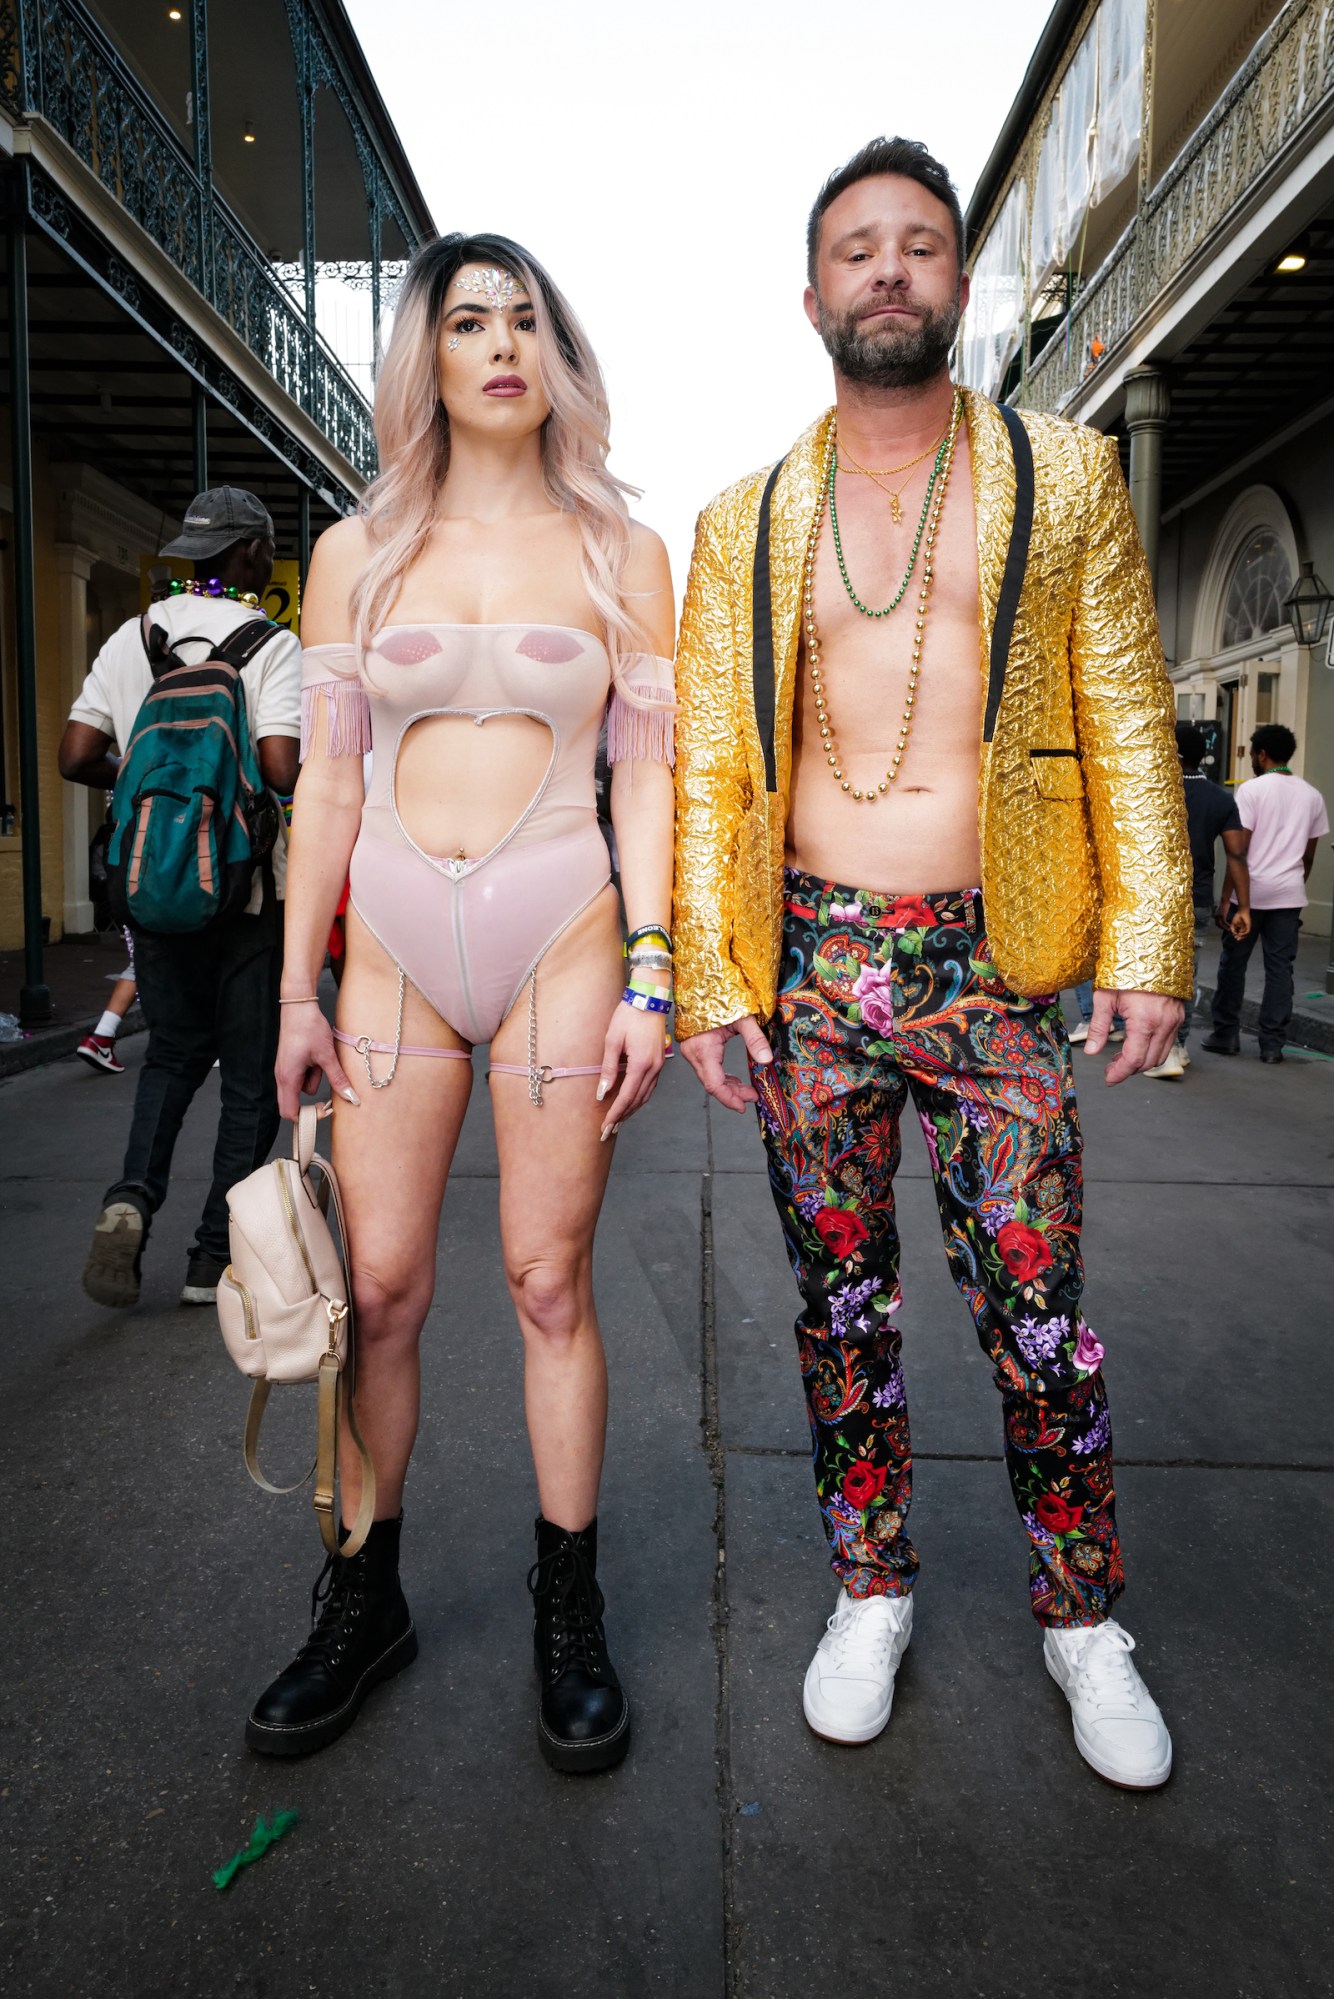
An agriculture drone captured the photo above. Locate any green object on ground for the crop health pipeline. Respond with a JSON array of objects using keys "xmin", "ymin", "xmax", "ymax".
[{"xmin": 212, "ymin": 1810, "xmax": 300, "ymax": 1890}]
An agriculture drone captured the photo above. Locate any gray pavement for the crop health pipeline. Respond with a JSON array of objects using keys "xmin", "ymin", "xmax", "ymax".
[{"xmin": 2, "ymin": 1022, "xmax": 1332, "ymax": 1997}]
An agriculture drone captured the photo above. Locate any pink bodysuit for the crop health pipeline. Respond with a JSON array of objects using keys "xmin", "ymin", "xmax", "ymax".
[{"xmin": 300, "ymin": 624, "xmax": 673, "ymax": 1096}]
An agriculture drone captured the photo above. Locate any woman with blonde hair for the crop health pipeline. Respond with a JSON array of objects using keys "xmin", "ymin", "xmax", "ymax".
[{"xmin": 248, "ymin": 233, "xmax": 676, "ymax": 1772}]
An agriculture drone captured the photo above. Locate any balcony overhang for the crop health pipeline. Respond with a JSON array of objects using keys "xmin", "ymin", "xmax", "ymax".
[
  {"xmin": 5, "ymin": 111, "xmax": 367, "ymax": 509},
  {"xmin": 1048, "ymin": 98, "xmax": 1334, "ymax": 433}
]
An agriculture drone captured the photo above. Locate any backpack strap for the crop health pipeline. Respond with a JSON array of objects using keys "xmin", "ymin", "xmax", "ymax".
[
  {"xmin": 752, "ymin": 455, "xmax": 789, "ymax": 796},
  {"xmin": 984, "ymin": 403, "xmax": 1035, "ymax": 744},
  {"xmin": 140, "ymin": 614, "xmax": 274, "ymax": 680},
  {"xmin": 212, "ymin": 617, "xmax": 278, "ymax": 671}
]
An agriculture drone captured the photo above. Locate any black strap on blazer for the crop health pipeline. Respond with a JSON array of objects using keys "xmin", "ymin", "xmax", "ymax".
[{"xmin": 750, "ymin": 402, "xmax": 1035, "ymax": 791}]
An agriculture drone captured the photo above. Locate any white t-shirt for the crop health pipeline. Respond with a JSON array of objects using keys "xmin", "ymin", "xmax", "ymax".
[
  {"xmin": 1235, "ymin": 770, "xmax": 1330, "ymax": 909},
  {"xmin": 70, "ymin": 595, "xmax": 301, "ymax": 899}
]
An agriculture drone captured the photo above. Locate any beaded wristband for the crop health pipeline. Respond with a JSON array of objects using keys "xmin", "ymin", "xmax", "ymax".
[{"xmin": 622, "ymin": 987, "xmax": 672, "ymax": 1014}]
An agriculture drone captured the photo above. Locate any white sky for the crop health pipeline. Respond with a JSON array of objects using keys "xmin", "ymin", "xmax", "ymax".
[{"xmin": 344, "ymin": 0, "xmax": 1052, "ymax": 595}]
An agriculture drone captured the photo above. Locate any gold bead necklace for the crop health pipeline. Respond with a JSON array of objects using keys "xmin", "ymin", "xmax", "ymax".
[{"xmin": 803, "ymin": 402, "xmax": 961, "ymax": 803}]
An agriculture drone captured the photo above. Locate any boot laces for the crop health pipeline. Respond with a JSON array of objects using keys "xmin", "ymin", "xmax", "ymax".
[
  {"xmin": 300, "ymin": 1549, "xmax": 364, "ymax": 1667},
  {"xmin": 527, "ymin": 1543, "xmax": 608, "ymax": 1680},
  {"xmin": 1067, "ymin": 1622, "xmax": 1140, "ymax": 1712}
]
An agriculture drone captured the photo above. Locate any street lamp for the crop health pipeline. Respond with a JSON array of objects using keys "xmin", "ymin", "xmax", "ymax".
[{"xmin": 1282, "ymin": 560, "xmax": 1334, "ymax": 646}]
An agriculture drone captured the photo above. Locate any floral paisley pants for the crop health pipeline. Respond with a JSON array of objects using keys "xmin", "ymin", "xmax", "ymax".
[{"xmin": 752, "ymin": 869, "xmax": 1123, "ymax": 1628}]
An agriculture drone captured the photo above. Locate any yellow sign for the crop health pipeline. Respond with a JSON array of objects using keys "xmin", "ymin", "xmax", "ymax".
[
  {"xmin": 140, "ymin": 557, "xmax": 301, "ymax": 634},
  {"xmin": 262, "ymin": 560, "xmax": 301, "ymax": 636}
]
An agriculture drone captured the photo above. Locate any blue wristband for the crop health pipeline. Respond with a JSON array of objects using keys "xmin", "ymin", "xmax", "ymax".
[{"xmin": 622, "ymin": 987, "xmax": 672, "ymax": 1015}]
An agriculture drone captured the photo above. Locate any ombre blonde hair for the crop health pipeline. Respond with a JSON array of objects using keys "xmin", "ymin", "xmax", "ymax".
[{"xmin": 351, "ymin": 232, "xmax": 648, "ymax": 685}]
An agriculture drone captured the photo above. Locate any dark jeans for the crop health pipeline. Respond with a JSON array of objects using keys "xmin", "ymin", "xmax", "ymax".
[
  {"xmin": 106, "ymin": 883, "xmax": 282, "ymax": 1261},
  {"xmin": 1211, "ymin": 906, "xmax": 1302, "ymax": 1054}
]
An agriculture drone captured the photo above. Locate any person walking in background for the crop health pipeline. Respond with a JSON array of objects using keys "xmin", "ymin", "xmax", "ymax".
[
  {"xmin": 58, "ymin": 489, "xmax": 300, "ymax": 1306},
  {"xmin": 75, "ymin": 930, "xmax": 137, "ymax": 1076},
  {"xmin": 1203, "ymin": 723, "xmax": 1328, "ymax": 1065},
  {"xmin": 1143, "ymin": 721, "xmax": 1251, "ymax": 1079}
]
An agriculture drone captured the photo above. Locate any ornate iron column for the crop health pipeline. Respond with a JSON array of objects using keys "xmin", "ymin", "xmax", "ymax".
[
  {"xmin": 189, "ymin": 0, "xmax": 214, "ymax": 302},
  {"xmin": 192, "ymin": 379, "xmax": 209, "ymax": 493},
  {"xmin": 6, "ymin": 164, "xmax": 52, "ymax": 1023},
  {"xmin": 286, "ymin": 1, "xmax": 319, "ymax": 383},
  {"xmin": 1125, "ymin": 364, "xmax": 1170, "ymax": 592}
]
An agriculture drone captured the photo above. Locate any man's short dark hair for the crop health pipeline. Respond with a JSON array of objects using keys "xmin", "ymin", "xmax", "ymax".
[
  {"xmin": 1251, "ymin": 722, "xmax": 1297, "ymax": 764},
  {"xmin": 1175, "ymin": 722, "xmax": 1206, "ymax": 769},
  {"xmin": 807, "ymin": 137, "xmax": 965, "ymax": 286}
]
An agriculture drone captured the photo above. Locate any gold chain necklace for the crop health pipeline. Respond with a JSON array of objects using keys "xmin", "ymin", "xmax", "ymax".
[
  {"xmin": 837, "ymin": 427, "xmax": 947, "ymax": 524},
  {"xmin": 804, "ymin": 404, "xmax": 961, "ymax": 802}
]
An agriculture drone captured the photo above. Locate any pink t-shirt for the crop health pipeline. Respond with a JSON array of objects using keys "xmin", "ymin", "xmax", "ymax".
[{"xmin": 1235, "ymin": 771, "xmax": 1330, "ymax": 908}]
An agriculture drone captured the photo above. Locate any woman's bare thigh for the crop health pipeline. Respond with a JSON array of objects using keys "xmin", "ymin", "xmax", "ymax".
[
  {"xmin": 490, "ymin": 883, "xmax": 624, "ymax": 1275},
  {"xmin": 331, "ymin": 907, "xmax": 474, "ymax": 1290}
]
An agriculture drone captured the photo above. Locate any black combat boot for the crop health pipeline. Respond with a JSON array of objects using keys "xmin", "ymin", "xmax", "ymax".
[
  {"xmin": 246, "ymin": 1514, "xmax": 417, "ymax": 1756},
  {"xmin": 527, "ymin": 1516, "xmax": 630, "ymax": 1773}
]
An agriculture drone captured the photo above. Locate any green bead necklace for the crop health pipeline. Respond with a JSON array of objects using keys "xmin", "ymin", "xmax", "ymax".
[{"xmin": 828, "ymin": 389, "xmax": 963, "ymax": 618}]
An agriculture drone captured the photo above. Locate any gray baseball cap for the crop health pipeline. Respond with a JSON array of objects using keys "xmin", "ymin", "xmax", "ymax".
[{"xmin": 159, "ymin": 487, "xmax": 275, "ymax": 561}]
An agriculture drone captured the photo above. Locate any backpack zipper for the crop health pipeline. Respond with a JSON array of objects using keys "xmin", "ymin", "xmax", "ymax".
[
  {"xmin": 221, "ymin": 1269, "xmax": 258, "ymax": 1340},
  {"xmin": 278, "ymin": 1163, "xmax": 319, "ymax": 1293}
]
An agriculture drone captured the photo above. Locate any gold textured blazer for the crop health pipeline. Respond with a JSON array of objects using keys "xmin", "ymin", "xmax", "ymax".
[{"xmin": 672, "ymin": 389, "xmax": 1193, "ymax": 1041}]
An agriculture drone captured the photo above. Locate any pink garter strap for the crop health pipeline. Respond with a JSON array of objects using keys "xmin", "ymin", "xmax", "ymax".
[
  {"xmin": 333, "ymin": 1027, "xmax": 469, "ymax": 1062},
  {"xmin": 331, "ymin": 1028, "xmax": 607, "ymax": 1084},
  {"xmin": 488, "ymin": 1061, "xmax": 605, "ymax": 1081}
]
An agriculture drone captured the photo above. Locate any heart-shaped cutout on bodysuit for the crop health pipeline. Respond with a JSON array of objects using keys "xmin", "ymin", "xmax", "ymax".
[{"xmin": 393, "ymin": 708, "xmax": 559, "ymax": 877}]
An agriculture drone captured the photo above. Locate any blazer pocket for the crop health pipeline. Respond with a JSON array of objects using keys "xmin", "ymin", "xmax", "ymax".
[{"xmin": 1029, "ymin": 748, "xmax": 1084, "ymax": 801}]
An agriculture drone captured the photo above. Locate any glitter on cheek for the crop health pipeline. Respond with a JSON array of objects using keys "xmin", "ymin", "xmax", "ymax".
[{"xmin": 447, "ymin": 335, "xmax": 460, "ymax": 351}]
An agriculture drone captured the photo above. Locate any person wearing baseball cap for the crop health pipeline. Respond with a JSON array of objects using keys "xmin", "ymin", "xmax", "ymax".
[
  {"xmin": 59, "ymin": 485, "xmax": 300, "ymax": 1311},
  {"xmin": 158, "ymin": 485, "xmax": 277, "ymax": 568}
]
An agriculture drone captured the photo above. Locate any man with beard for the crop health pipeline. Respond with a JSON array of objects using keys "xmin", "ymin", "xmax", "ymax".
[{"xmin": 672, "ymin": 138, "xmax": 1191, "ymax": 1787}]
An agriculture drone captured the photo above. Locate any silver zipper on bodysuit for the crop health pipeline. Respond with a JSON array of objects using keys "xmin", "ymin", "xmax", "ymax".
[{"xmin": 451, "ymin": 874, "xmax": 482, "ymax": 1045}]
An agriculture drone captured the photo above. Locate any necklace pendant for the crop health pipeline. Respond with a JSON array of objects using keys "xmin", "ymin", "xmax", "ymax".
[{"xmin": 889, "ymin": 494, "xmax": 902, "ymax": 526}]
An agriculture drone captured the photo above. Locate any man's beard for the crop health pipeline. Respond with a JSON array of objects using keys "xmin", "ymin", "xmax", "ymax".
[{"xmin": 817, "ymin": 290, "xmax": 962, "ymax": 389}]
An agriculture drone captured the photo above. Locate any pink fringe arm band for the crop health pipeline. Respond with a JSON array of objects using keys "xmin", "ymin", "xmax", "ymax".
[
  {"xmin": 606, "ymin": 653, "xmax": 676, "ymax": 768},
  {"xmin": 300, "ymin": 676, "xmax": 373, "ymax": 759}
]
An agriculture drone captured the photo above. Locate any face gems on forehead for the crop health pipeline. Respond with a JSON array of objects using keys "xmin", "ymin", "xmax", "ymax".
[{"xmin": 454, "ymin": 266, "xmax": 524, "ymax": 310}]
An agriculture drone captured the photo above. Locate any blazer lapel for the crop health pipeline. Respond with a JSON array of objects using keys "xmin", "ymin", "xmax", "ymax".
[
  {"xmin": 965, "ymin": 389, "xmax": 1017, "ymax": 725},
  {"xmin": 765, "ymin": 409, "xmax": 835, "ymax": 786}
]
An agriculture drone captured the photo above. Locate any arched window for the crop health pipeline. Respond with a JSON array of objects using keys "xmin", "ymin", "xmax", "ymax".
[{"xmin": 1221, "ymin": 531, "xmax": 1293, "ymax": 647}]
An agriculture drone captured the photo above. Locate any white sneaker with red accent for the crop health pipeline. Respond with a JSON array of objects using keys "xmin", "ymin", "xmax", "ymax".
[
  {"xmin": 76, "ymin": 1034, "xmax": 125, "ymax": 1075},
  {"xmin": 802, "ymin": 1589, "xmax": 912, "ymax": 1743},
  {"xmin": 1044, "ymin": 1619, "xmax": 1172, "ymax": 1788}
]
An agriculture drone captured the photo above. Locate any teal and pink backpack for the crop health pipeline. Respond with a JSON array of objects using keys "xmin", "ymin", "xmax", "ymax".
[{"xmin": 106, "ymin": 617, "xmax": 280, "ymax": 934}]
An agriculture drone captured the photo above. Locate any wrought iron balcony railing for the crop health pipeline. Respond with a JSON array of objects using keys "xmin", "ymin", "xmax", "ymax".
[
  {"xmin": 0, "ymin": 0, "xmax": 378, "ymax": 480},
  {"xmin": 1019, "ymin": 0, "xmax": 1334, "ymax": 414}
]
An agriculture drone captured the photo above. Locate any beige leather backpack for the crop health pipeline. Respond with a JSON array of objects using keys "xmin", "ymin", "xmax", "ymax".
[{"xmin": 218, "ymin": 1103, "xmax": 375, "ymax": 1556}]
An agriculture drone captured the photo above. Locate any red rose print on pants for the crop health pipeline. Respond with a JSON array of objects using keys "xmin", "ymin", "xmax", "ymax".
[
  {"xmin": 842, "ymin": 1462, "xmax": 889, "ymax": 1510},
  {"xmin": 814, "ymin": 1206, "xmax": 869, "ymax": 1260},
  {"xmin": 996, "ymin": 1220, "xmax": 1054, "ymax": 1280},
  {"xmin": 1035, "ymin": 1494, "xmax": 1084, "ymax": 1535}
]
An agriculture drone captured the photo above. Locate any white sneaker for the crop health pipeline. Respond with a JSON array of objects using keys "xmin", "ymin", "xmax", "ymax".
[
  {"xmin": 1044, "ymin": 1620, "xmax": 1172, "ymax": 1788},
  {"xmin": 1068, "ymin": 1020, "xmax": 1089, "ymax": 1044},
  {"xmin": 1143, "ymin": 1045, "xmax": 1185, "ymax": 1079},
  {"xmin": 1177, "ymin": 1042, "xmax": 1191, "ymax": 1069},
  {"xmin": 1107, "ymin": 1027, "xmax": 1126, "ymax": 1043},
  {"xmin": 802, "ymin": 1589, "xmax": 913, "ymax": 1743}
]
